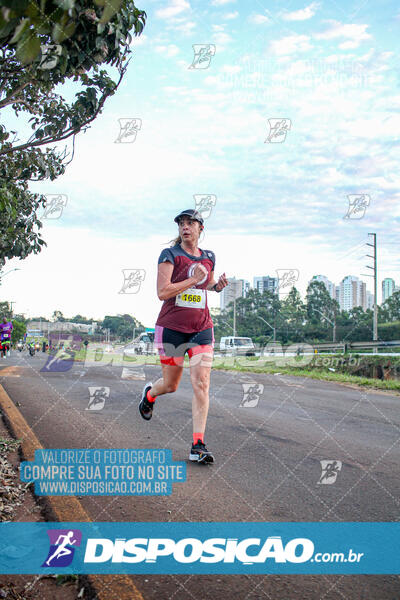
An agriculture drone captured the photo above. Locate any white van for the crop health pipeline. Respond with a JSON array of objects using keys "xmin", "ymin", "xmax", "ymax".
[
  {"xmin": 124, "ymin": 332, "xmax": 155, "ymax": 357},
  {"xmin": 219, "ymin": 336, "xmax": 255, "ymax": 356}
]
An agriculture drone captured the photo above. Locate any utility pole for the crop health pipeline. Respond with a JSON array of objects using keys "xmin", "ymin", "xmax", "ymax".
[
  {"xmin": 233, "ymin": 296, "xmax": 236, "ymax": 337},
  {"xmin": 366, "ymin": 233, "xmax": 378, "ymax": 353}
]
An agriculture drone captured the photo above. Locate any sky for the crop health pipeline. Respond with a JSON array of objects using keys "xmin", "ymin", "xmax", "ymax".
[{"xmin": 2, "ymin": 0, "xmax": 400, "ymax": 325}]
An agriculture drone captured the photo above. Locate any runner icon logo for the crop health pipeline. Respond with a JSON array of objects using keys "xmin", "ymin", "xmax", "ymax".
[
  {"xmin": 276, "ymin": 269, "xmax": 299, "ymax": 293},
  {"xmin": 115, "ymin": 118, "xmax": 142, "ymax": 143},
  {"xmin": 317, "ymin": 460, "xmax": 342, "ymax": 485},
  {"xmin": 343, "ymin": 194, "xmax": 370, "ymax": 219},
  {"xmin": 239, "ymin": 383, "xmax": 264, "ymax": 408},
  {"xmin": 119, "ymin": 269, "xmax": 146, "ymax": 294},
  {"xmin": 86, "ymin": 387, "xmax": 110, "ymax": 411},
  {"xmin": 265, "ymin": 118, "xmax": 291, "ymax": 143},
  {"xmin": 194, "ymin": 194, "xmax": 217, "ymax": 220},
  {"xmin": 38, "ymin": 44, "xmax": 62, "ymax": 70},
  {"xmin": 42, "ymin": 529, "xmax": 82, "ymax": 567},
  {"xmin": 42, "ymin": 194, "xmax": 68, "ymax": 219},
  {"xmin": 188, "ymin": 45, "xmax": 216, "ymax": 70}
]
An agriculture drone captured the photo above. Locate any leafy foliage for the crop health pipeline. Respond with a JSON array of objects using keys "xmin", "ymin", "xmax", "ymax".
[
  {"xmin": 11, "ymin": 318, "xmax": 26, "ymax": 342},
  {"xmin": 0, "ymin": 0, "xmax": 146, "ymax": 267},
  {"xmin": 101, "ymin": 313, "xmax": 144, "ymax": 340}
]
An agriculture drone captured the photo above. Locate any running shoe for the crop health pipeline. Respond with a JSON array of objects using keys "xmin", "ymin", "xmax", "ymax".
[
  {"xmin": 139, "ymin": 382, "xmax": 154, "ymax": 420},
  {"xmin": 189, "ymin": 439, "xmax": 214, "ymax": 464}
]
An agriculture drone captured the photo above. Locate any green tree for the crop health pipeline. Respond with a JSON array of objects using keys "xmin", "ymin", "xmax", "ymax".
[
  {"xmin": 0, "ymin": 0, "xmax": 146, "ymax": 268},
  {"xmin": 306, "ymin": 280, "xmax": 337, "ymax": 325},
  {"xmin": 101, "ymin": 314, "xmax": 143, "ymax": 340},
  {"xmin": 279, "ymin": 287, "xmax": 306, "ymax": 342},
  {"xmin": 52, "ymin": 310, "xmax": 65, "ymax": 322},
  {"xmin": 0, "ymin": 300, "xmax": 11, "ymax": 320},
  {"xmin": 11, "ymin": 319, "xmax": 26, "ymax": 342},
  {"xmin": 380, "ymin": 291, "xmax": 400, "ymax": 322},
  {"xmin": 70, "ymin": 314, "xmax": 93, "ymax": 323}
]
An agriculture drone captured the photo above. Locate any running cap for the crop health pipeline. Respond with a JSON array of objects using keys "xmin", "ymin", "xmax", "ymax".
[{"xmin": 174, "ymin": 209, "xmax": 204, "ymax": 226}]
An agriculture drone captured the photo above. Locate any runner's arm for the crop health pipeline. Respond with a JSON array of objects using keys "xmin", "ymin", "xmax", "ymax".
[
  {"xmin": 207, "ymin": 271, "xmax": 228, "ymax": 292},
  {"xmin": 206, "ymin": 271, "xmax": 217, "ymax": 290},
  {"xmin": 157, "ymin": 262, "xmax": 197, "ymax": 301}
]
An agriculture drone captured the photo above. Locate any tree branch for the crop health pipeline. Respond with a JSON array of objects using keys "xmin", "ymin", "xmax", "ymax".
[
  {"xmin": 0, "ymin": 80, "xmax": 33, "ymax": 109},
  {"xmin": 0, "ymin": 60, "xmax": 128, "ymax": 156}
]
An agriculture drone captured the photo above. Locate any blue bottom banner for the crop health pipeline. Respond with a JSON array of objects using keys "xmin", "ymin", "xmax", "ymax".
[{"xmin": 0, "ymin": 522, "xmax": 398, "ymax": 574}]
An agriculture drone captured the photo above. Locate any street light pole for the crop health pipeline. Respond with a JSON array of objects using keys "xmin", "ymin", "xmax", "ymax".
[
  {"xmin": 0, "ymin": 268, "xmax": 20, "ymax": 285},
  {"xmin": 233, "ymin": 296, "xmax": 236, "ymax": 337},
  {"xmin": 313, "ymin": 308, "xmax": 336, "ymax": 342},
  {"xmin": 366, "ymin": 233, "xmax": 378, "ymax": 354},
  {"xmin": 257, "ymin": 315, "xmax": 276, "ymax": 342}
]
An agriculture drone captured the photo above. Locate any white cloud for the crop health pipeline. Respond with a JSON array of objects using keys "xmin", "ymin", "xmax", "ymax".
[
  {"xmin": 130, "ymin": 34, "xmax": 148, "ymax": 47},
  {"xmin": 221, "ymin": 65, "xmax": 241, "ymax": 74},
  {"xmin": 213, "ymin": 32, "xmax": 232, "ymax": 45},
  {"xmin": 211, "ymin": 0, "xmax": 236, "ymax": 5},
  {"xmin": 269, "ymin": 34, "xmax": 312, "ymax": 55},
  {"xmin": 224, "ymin": 11, "xmax": 238, "ymax": 19},
  {"xmin": 175, "ymin": 20, "xmax": 196, "ymax": 35},
  {"xmin": 315, "ymin": 21, "xmax": 371, "ymax": 48},
  {"xmin": 212, "ymin": 24, "xmax": 225, "ymax": 31},
  {"xmin": 155, "ymin": 44, "xmax": 180, "ymax": 57},
  {"xmin": 248, "ymin": 13, "xmax": 270, "ymax": 25},
  {"xmin": 282, "ymin": 2, "xmax": 319, "ymax": 21},
  {"xmin": 155, "ymin": 0, "xmax": 190, "ymax": 19}
]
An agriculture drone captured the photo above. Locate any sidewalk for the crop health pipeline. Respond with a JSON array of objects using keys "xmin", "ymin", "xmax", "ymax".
[{"xmin": 0, "ymin": 411, "xmax": 84, "ymax": 600}]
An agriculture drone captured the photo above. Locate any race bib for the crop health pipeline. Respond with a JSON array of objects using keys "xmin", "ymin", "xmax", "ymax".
[{"xmin": 175, "ymin": 288, "xmax": 206, "ymax": 309}]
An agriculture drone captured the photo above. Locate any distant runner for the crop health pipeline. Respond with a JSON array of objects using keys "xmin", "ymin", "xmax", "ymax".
[
  {"xmin": 139, "ymin": 209, "xmax": 228, "ymax": 463},
  {"xmin": 0, "ymin": 317, "xmax": 13, "ymax": 358}
]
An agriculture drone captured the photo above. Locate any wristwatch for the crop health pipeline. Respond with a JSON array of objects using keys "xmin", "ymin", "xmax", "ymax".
[{"xmin": 213, "ymin": 283, "xmax": 222, "ymax": 293}]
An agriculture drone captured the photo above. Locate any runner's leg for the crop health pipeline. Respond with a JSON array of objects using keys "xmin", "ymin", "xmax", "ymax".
[
  {"xmin": 189, "ymin": 350, "xmax": 213, "ymax": 438},
  {"xmin": 150, "ymin": 362, "xmax": 184, "ymax": 397}
]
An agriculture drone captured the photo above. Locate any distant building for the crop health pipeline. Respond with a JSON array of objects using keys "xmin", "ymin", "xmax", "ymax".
[
  {"xmin": 337, "ymin": 276, "xmax": 367, "ymax": 311},
  {"xmin": 310, "ymin": 275, "xmax": 336, "ymax": 300},
  {"xmin": 253, "ymin": 276, "xmax": 278, "ymax": 295},
  {"xmin": 366, "ymin": 291, "xmax": 374, "ymax": 310},
  {"xmin": 243, "ymin": 280, "xmax": 250, "ymax": 297},
  {"xmin": 220, "ymin": 277, "xmax": 246, "ymax": 311},
  {"xmin": 382, "ymin": 278, "xmax": 397, "ymax": 303}
]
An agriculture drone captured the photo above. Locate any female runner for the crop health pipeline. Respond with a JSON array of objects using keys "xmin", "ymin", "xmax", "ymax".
[{"xmin": 139, "ymin": 209, "xmax": 228, "ymax": 463}]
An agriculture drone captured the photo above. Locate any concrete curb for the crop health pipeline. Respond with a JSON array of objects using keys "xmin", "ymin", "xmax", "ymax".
[{"xmin": 0, "ymin": 384, "xmax": 144, "ymax": 600}]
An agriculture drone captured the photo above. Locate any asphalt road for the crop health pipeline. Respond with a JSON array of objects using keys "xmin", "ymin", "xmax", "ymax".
[{"xmin": 1, "ymin": 350, "xmax": 400, "ymax": 600}]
